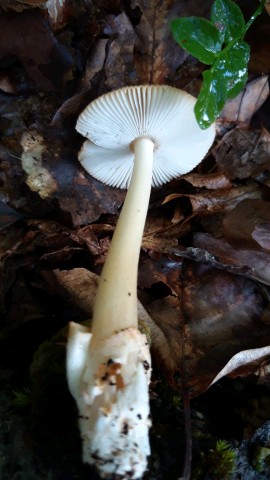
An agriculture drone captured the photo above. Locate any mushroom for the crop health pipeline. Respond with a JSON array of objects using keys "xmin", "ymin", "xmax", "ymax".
[{"xmin": 66, "ymin": 85, "xmax": 216, "ymax": 479}]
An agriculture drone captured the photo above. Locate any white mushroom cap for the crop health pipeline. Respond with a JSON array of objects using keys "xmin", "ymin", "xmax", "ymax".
[{"xmin": 76, "ymin": 85, "xmax": 216, "ymax": 189}]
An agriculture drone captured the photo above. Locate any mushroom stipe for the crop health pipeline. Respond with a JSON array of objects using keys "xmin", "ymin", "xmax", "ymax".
[{"xmin": 66, "ymin": 85, "xmax": 216, "ymax": 479}]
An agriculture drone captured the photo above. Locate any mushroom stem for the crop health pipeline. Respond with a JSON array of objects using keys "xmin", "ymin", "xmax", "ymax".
[{"xmin": 92, "ymin": 136, "xmax": 154, "ymax": 341}]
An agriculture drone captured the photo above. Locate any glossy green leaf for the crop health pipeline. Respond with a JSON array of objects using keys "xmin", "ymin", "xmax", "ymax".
[
  {"xmin": 211, "ymin": 0, "xmax": 245, "ymax": 44},
  {"xmin": 170, "ymin": 17, "xmax": 222, "ymax": 65},
  {"xmin": 213, "ymin": 41, "xmax": 250, "ymax": 98},
  {"xmin": 194, "ymin": 69, "xmax": 227, "ymax": 129},
  {"xmin": 245, "ymin": 0, "xmax": 267, "ymax": 33}
]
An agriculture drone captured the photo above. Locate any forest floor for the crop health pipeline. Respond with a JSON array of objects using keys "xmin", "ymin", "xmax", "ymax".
[{"xmin": 1, "ymin": 1, "xmax": 270, "ymax": 479}]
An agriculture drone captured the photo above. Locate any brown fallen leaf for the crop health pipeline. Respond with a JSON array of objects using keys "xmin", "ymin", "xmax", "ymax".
[
  {"xmin": 192, "ymin": 232, "xmax": 270, "ymax": 286},
  {"xmin": 0, "ymin": 0, "xmax": 46, "ymax": 11},
  {"xmin": 220, "ymin": 75, "xmax": 269, "ymax": 126},
  {"xmin": 146, "ymin": 295, "xmax": 182, "ymax": 380},
  {"xmin": 138, "ymin": 259, "xmax": 270, "ymax": 397},
  {"xmin": 210, "ymin": 346, "xmax": 270, "ymax": 386},
  {"xmin": 138, "ymin": 253, "xmax": 183, "ymax": 296},
  {"xmin": 252, "ymin": 223, "xmax": 270, "ymax": 251},
  {"xmin": 0, "ymin": 73, "xmax": 17, "ymax": 94},
  {"xmin": 42, "ymin": 268, "xmax": 99, "ymax": 317},
  {"xmin": 0, "ymin": 9, "xmax": 74, "ymax": 91},
  {"xmin": 103, "ymin": 13, "xmax": 139, "ymax": 89},
  {"xmin": 132, "ymin": 0, "xmax": 184, "ymax": 84},
  {"xmin": 142, "ymin": 233, "xmax": 179, "ymax": 255},
  {"xmin": 0, "ymin": 201, "xmax": 25, "ymax": 230},
  {"xmin": 163, "ymin": 184, "xmax": 262, "ymax": 217},
  {"xmin": 21, "ymin": 126, "xmax": 125, "ymax": 227},
  {"xmin": 42, "ymin": 266, "xmax": 179, "ymax": 378},
  {"xmin": 223, "ymin": 199, "xmax": 270, "ymax": 251},
  {"xmin": 182, "ymin": 172, "xmax": 231, "ymax": 190},
  {"xmin": 213, "ymin": 128, "xmax": 270, "ymax": 180},
  {"xmin": 132, "ymin": 0, "xmax": 213, "ymax": 85},
  {"xmin": 0, "ymin": 217, "xmax": 97, "ymax": 310},
  {"xmin": 41, "ymin": 260, "xmax": 270, "ymax": 401},
  {"xmin": 42, "ymin": 267, "xmax": 160, "ymax": 342},
  {"xmin": 180, "ymin": 261, "xmax": 270, "ymax": 397},
  {"xmin": 82, "ymin": 39, "xmax": 108, "ymax": 89},
  {"xmin": 74, "ymin": 223, "xmax": 114, "ymax": 262},
  {"xmin": 50, "ymin": 89, "xmax": 98, "ymax": 130},
  {"xmin": 3, "ymin": 217, "xmax": 107, "ymax": 303},
  {"xmin": 141, "ymin": 208, "xmax": 183, "ymax": 251}
]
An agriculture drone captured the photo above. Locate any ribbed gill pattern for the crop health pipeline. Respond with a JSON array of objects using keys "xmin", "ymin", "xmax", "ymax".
[{"xmin": 76, "ymin": 85, "xmax": 216, "ymax": 189}]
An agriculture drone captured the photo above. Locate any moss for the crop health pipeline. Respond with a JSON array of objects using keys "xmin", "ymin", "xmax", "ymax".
[
  {"xmin": 12, "ymin": 386, "xmax": 32, "ymax": 408},
  {"xmin": 192, "ymin": 439, "xmax": 236, "ymax": 480},
  {"xmin": 251, "ymin": 445, "xmax": 270, "ymax": 474}
]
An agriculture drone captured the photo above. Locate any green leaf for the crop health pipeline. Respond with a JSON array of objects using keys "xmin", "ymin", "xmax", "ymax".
[
  {"xmin": 194, "ymin": 41, "xmax": 250, "ymax": 128},
  {"xmin": 170, "ymin": 17, "xmax": 223, "ymax": 65},
  {"xmin": 211, "ymin": 0, "xmax": 245, "ymax": 44},
  {"xmin": 245, "ymin": 0, "xmax": 267, "ymax": 33},
  {"xmin": 213, "ymin": 41, "xmax": 250, "ymax": 98},
  {"xmin": 194, "ymin": 69, "xmax": 227, "ymax": 129}
]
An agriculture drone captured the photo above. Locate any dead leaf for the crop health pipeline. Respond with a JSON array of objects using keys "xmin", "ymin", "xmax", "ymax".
[
  {"xmin": 138, "ymin": 253, "xmax": 183, "ymax": 296},
  {"xmin": 142, "ymin": 233, "xmax": 179, "ymax": 254},
  {"xmin": 132, "ymin": 0, "xmax": 185, "ymax": 84},
  {"xmin": 163, "ymin": 184, "xmax": 262, "ymax": 217},
  {"xmin": 42, "ymin": 268, "xmax": 99, "ymax": 317},
  {"xmin": 0, "ymin": 9, "xmax": 74, "ymax": 91},
  {"xmin": 182, "ymin": 172, "xmax": 231, "ymax": 190},
  {"xmin": 181, "ymin": 261, "xmax": 270, "ymax": 397},
  {"xmin": 223, "ymin": 199, "xmax": 270, "ymax": 251},
  {"xmin": 139, "ymin": 258, "xmax": 270, "ymax": 397},
  {"xmin": 132, "ymin": 0, "xmax": 213, "ymax": 85},
  {"xmin": 21, "ymin": 126, "xmax": 126, "ymax": 227},
  {"xmin": 211, "ymin": 346, "xmax": 270, "ymax": 386},
  {"xmin": 0, "ymin": 202, "xmax": 25, "ymax": 230},
  {"xmin": 73, "ymin": 223, "xmax": 114, "ymax": 260},
  {"xmin": 42, "ymin": 267, "xmax": 160, "ymax": 343},
  {"xmin": 220, "ymin": 76, "xmax": 269, "ymax": 126},
  {"xmin": 146, "ymin": 296, "xmax": 182, "ymax": 379},
  {"xmin": 0, "ymin": 73, "xmax": 17, "ymax": 94},
  {"xmin": 252, "ymin": 223, "xmax": 270, "ymax": 251},
  {"xmin": 39, "ymin": 246, "xmax": 270, "ymax": 401},
  {"xmin": 82, "ymin": 39, "xmax": 108, "ymax": 88},
  {"xmin": 213, "ymin": 128, "xmax": 270, "ymax": 180},
  {"xmin": 103, "ymin": 13, "xmax": 139, "ymax": 89},
  {"xmin": 0, "ymin": 0, "xmax": 46, "ymax": 11},
  {"xmin": 141, "ymin": 209, "xmax": 181, "ymax": 252},
  {"xmin": 50, "ymin": 89, "xmax": 97, "ymax": 130},
  {"xmin": 193, "ymin": 232, "xmax": 270, "ymax": 286}
]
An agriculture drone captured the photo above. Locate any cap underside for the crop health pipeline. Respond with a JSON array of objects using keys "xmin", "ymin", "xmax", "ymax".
[{"xmin": 76, "ymin": 85, "xmax": 215, "ymax": 189}]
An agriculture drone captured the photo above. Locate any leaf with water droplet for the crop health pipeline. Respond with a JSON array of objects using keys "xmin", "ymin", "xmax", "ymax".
[
  {"xmin": 194, "ymin": 41, "xmax": 249, "ymax": 128},
  {"xmin": 194, "ymin": 69, "xmax": 227, "ymax": 129},
  {"xmin": 213, "ymin": 41, "xmax": 250, "ymax": 99},
  {"xmin": 170, "ymin": 17, "xmax": 223, "ymax": 65},
  {"xmin": 211, "ymin": 0, "xmax": 245, "ymax": 44}
]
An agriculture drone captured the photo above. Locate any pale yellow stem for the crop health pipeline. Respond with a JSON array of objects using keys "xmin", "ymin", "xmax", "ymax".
[{"xmin": 92, "ymin": 137, "xmax": 154, "ymax": 340}]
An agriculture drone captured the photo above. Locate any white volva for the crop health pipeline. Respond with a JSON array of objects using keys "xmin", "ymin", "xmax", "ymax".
[
  {"xmin": 67, "ymin": 325, "xmax": 151, "ymax": 478},
  {"xmin": 67, "ymin": 85, "xmax": 216, "ymax": 479}
]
